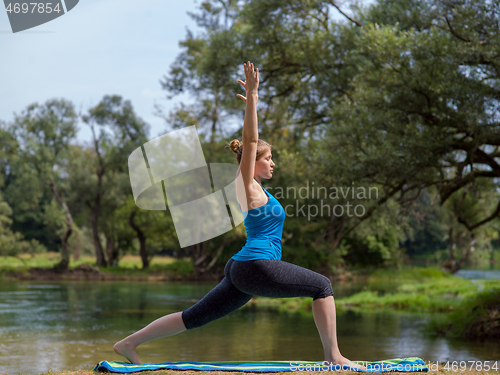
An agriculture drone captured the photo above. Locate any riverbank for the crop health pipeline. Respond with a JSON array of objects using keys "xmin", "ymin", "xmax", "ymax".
[
  {"xmin": 248, "ymin": 267, "xmax": 500, "ymax": 338},
  {"xmin": 0, "ymin": 253, "xmax": 199, "ymax": 281},
  {"xmin": 3, "ymin": 253, "xmax": 500, "ymax": 339},
  {"xmin": 0, "ymin": 253, "xmax": 359, "ymax": 282}
]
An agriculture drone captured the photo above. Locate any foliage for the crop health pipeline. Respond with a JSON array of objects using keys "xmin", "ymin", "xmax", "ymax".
[
  {"xmin": 0, "ymin": 193, "xmax": 46, "ymax": 257},
  {"xmin": 79, "ymin": 95, "xmax": 151, "ymax": 267},
  {"xmin": 1, "ymin": 0, "xmax": 500, "ymax": 274},
  {"xmin": 426, "ymin": 282, "xmax": 500, "ymax": 338},
  {"xmin": 0, "ymin": 100, "xmax": 75, "ymax": 265}
]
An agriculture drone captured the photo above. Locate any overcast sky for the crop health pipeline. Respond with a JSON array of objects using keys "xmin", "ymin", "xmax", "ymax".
[
  {"xmin": 0, "ymin": 0, "xmax": 205, "ymax": 143},
  {"xmin": 1, "ymin": 0, "xmax": 369, "ymax": 145}
]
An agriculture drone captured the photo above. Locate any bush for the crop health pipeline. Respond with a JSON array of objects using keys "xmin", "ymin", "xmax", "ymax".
[{"xmin": 164, "ymin": 259, "xmax": 194, "ymax": 277}]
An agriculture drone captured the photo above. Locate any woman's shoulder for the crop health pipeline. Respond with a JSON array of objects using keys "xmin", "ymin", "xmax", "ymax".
[{"xmin": 235, "ymin": 177, "xmax": 267, "ymax": 211}]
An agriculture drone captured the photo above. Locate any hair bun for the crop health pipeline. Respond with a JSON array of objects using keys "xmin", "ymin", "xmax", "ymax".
[{"xmin": 229, "ymin": 139, "xmax": 242, "ymax": 154}]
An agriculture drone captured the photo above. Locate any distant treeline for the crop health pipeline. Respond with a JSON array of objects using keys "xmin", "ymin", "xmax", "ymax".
[{"xmin": 1, "ymin": 0, "xmax": 499, "ymax": 275}]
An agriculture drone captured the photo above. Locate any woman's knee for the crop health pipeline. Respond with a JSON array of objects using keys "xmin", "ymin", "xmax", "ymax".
[
  {"xmin": 181, "ymin": 309, "xmax": 196, "ymax": 330},
  {"xmin": 180, "ymin": 276, "xmax": 252, "ymax": 330},
  {"xmin": 313, "ymin": 275, "xmax": 334, "ymax": 300}
]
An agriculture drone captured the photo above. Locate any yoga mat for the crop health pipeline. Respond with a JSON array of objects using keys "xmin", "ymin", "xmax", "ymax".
[{"xmin": 94, "ymin": 357, "xmax": 428, "ymax": 373}]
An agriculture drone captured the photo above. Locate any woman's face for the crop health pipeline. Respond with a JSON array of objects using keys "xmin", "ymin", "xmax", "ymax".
[{"xmin": 254, "ymin": 148, "xmax": 275, "ymax": 180}]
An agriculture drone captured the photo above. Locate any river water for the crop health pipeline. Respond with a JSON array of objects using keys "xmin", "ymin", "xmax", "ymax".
[{"xmin": 0, "ymin": 271, "xmax": 499, "ymax": 374}]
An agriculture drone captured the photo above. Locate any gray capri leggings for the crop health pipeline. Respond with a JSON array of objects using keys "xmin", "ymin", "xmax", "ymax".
[{"xmin": 181, "ymin": 258, "xmax": 334, "ymax": 330}]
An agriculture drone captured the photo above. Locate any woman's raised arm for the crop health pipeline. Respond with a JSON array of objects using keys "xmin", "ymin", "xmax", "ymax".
[{"xmin": 237, "ymin": 61, "xmax": 259, "ymax": 191}]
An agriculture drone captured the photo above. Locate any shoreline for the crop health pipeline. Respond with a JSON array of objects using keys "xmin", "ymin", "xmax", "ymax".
[
  {"xmin": 24, "ymin": 362, "xmax": 500, "ymax": 375},
  {"xmin": 0, "ymin": 264, "xmax": 354, "ymax": 283},
  {"xmin": 0, "ymin": 264, "xmax": 221, "ymax": 282}
]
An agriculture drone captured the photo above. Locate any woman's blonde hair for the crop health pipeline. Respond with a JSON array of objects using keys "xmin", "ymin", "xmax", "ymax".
[{"xmin": 228, "ymin": 139, "xmax": 273, "ymax": 165}]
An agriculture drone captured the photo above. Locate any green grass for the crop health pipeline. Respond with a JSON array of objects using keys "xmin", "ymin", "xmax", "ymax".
[
  {"xmin": 250, "ymin": 266, "xmax": 500, "ymax": 318},
  {"xmin": 0, "ymin": 252, "xmax": 62, "ymax": 269},
  {"xmin": 0, "ymin": 252, "xmax": 194, "ymax": 278},
  {"xmin": 247, "ymin": 266, "xmax": 500, "ymax": 338},
  {"xmin": 96, "ymin": 258, "xmax": 194, "ymax": 278},
  {"xmin": 425, "ymin": 281, "xmax": 500, "ymax": 338},
  {"xmin": 339, "ymin": 277, "xmax": 483, "ymax": 312},
  {"xmin": 366, "ymin": 265, "xmax": 452, "ymax": 283}
]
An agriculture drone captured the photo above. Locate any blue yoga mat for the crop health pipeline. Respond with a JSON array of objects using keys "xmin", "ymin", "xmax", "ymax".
[{"xmin": 94, "ymin": 357, "xmax": 428, "ymax": 373}]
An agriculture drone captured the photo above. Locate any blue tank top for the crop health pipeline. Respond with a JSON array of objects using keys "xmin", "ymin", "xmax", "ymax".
[{"xmin": 232, "ymin": 181, "xmax": 286, "ymax": 261}]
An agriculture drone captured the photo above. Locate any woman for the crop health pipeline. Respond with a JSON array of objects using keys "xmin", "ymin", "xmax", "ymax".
[{"xmin": 114, "ymin": 61, "xmax": 365, "ymax": 370}]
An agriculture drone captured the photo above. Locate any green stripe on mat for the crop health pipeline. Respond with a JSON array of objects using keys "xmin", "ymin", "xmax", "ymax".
[{"xmin": 94, "ymin": 357, "xmax": 428, "ymax": 373}]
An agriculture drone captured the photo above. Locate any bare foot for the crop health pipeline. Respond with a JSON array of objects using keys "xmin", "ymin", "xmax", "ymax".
[
  {"xmin": 113, "ymin": 339, "xmax": 144, "ymax": 365},
  {"xmin": 324, "ymin": 356, "xmax": 367, "ymax": 371}
]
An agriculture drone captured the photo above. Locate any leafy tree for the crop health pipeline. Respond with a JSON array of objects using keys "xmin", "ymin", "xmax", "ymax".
[
  {"xmin": 0, "ymin": 131, "xmax": 46, "ymax": 258},
  {"xmin": 112, "ymin": 196, "xmax": 177, "ymax": 269},
  {"xmin": 315, "ymin": 0, "xmax": 500, "ymax": 271},
  {"xmin": 158, "ymin": 0, "xmax": 244, "ymax": 143},
  {"xmin": 4, "ymin": 99, "xmax": 78, "ymax": 271},
  {"xmin": 80, "ymin": 95, "xmax": 150, "ymax": 267},
  {"xmin": 153, "ymin": 0, "xmax": 500, "ymax": 273}
]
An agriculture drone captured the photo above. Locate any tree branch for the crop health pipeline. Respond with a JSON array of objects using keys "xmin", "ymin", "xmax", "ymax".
[
  {"xmin": 458, "ymin": 200, "xmax": 500, "ymax": 231},
  {"xmin": 327, "ymin": 0, "xmax": 362, "ymax": 27},
  {"xmin": 444, "ymin": 15, "xmax": 471, "ymax": 43}
]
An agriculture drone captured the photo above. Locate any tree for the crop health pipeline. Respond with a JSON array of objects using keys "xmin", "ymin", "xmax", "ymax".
[
  {"xmin": 0, "ymin": 129, "xmax": 46, "ymax": 258},
  {"xmin": 314, "ymin": 0, "xmax": 500, "ymax": 271},
  {"xmin": 158, "ymin": 0, "xmax": 245, "ymax": 143},
  {"xmin": 155, "ymin": 0, "xmax": 500, "ymax": 273},
  {"xmin": 6, "ymin": 99, "xmax": 78, "ymax": 271},
  {"xmin": 81, "ymin": 95, "xmax": 149, "ymax": 267}
]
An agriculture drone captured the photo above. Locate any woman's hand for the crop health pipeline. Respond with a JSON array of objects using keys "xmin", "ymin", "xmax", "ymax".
[{"xmin": 236, "ymin": 61, "xmax": 259, "ymax": 103}]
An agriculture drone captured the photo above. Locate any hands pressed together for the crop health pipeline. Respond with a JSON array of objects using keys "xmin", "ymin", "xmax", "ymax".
[{"xmin": 236, "ymin": 61, "xmax": 259, "ymax": 104}]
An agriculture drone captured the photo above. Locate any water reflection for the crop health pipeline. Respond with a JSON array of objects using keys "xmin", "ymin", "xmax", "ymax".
[
  {"xmin": 455, "ymin": 269, "xmax": 500, "ymax": 280},
  {"xmin": 0, "ymin": 280, "xmax": 497, "ymax": 375}
]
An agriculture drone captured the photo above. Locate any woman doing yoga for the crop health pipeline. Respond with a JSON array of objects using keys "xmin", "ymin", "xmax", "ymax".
[{"xmin": 113, "ymin": 61, "xmax": 365, "ymax": 370}]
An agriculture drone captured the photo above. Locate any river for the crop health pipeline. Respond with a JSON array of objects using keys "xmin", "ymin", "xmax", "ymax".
[{"xmin": 0, "ymin": 270, "xmax": 498, "ymax": 374}]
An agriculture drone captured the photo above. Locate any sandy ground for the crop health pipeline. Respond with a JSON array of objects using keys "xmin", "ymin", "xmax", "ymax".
[{"xmin": 27, "ymin": 362, "xmax": 500, "ymax": 375}]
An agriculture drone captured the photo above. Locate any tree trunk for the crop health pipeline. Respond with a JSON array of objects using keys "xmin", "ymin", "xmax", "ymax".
[
  {"xmin": 53, "ymin": 225, "xmax": 71, "ymax": 273},
  {"xmin": 196, "ymin": 238, "xmax": 232, "ymax": 274},
  {"xmin": 91, "ymin": 205, "xmax": 107, "ymax": 267},
  {"xmin": 89, "ymin": 122, "xmax": 107, "ymax": 267},
  {"xmin": 49, "ymin": 182, "xmax": 73, "ymax": 273},
  {"xmin": 106, "ymin": 236, "xmax": 119, "ymax": 267},
  {"xmin": 192, "ymin": 241, "xmax": 210, "ymax": 274},
  {"xmin": 129, "ymin": 211, "xmax": 148, "ymax": 268},
  {"xmin": 442, "ymin": 227, "xmax": 476, "ymax": 274},
  {"xmin": 210, "ymin": 91, "xmax": 219, "ymax": 144},
  {"xmin": 72, "ymin": 229, "xmax": 81, "ymax": 261}
]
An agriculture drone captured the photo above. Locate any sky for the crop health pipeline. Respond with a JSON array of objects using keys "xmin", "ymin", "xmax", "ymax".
[
  {"xmin": 0, "ymin": 0, "xmax": 369, "ymax": 145},
  {"xmin": 0, "ymin": 0, "xmax": 205, "ymax": 143}
]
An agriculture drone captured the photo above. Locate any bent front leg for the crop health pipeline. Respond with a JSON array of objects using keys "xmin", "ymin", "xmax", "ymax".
[{"xmin": 182, "ymin": 276, "xmax": 253, "ymax": 329}]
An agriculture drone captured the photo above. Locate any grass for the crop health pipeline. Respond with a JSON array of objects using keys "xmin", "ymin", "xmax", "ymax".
[
  {"xmin": 247, "ymin": 266, "xmax": 500, "ymax": 339},
  {"xmin": 337, "ymin": 267, "xmax": 500, "ymax": 316},
  {"xmin": 3, "ymin": 258, "xmax": 498, "ymax": 373},
  {"xmin": 3, "ymin": 254, "xmax": 499, "ymax": 338},
  {"xmin": 425, "ymin": 281, "xmax": 500, "ymax": 338},
  {"xmin": 338, "ymin": 277, "xmax": 479, "ymax": 312},
  {"xmin": 365, "ymin": 265, "xmax": 453, "ymax": 282},
  {"xmin": 249, "ymin": 266, "xmax": 481, "ymax": 315},
  {"xmin": 0, "ymin": 252, "xmax": 194, "ymax": 278}
]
